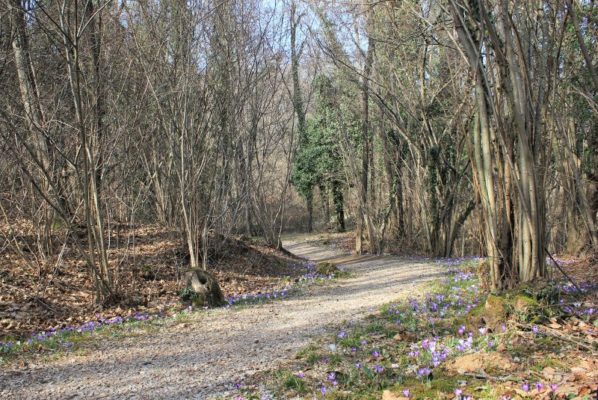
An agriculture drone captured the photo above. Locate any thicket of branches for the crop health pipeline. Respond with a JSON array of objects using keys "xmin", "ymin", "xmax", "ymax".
[
  {"xmin": 294, "ymin": 0, "xmax": 597, "ymax": 290},
  {"xmin": 0, "ymin": 0, "xmax": 301, "ymax": 303},
  {"xmin": 0, "ymin": 0, "xmax": 596, "ymax": 301}
]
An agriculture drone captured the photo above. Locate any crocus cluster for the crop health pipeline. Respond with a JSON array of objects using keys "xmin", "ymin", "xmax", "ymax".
[
  {"xmin": 520, "ymin": 381, "xmax": 558, "ymax": 394},
  {"xmin": 226, "ymin": 261, "xmax": 342, "ymax": 306},
  {"xmin": 559, "ymin": 281, "xmax": 597, "ymax": 295},
  {"xmin": 435, "ymin": 256, "xmax": 484, "ymax": 268},
  {"xmin": 391, "ymin": 265, "xmax": 487, "ymax": 383},
  {"xmin": 0, "ymin": 312, "xmax": 151, "ymax": 353}
]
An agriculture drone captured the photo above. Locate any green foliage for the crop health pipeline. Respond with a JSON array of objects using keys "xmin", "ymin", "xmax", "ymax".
[
  {"xmin": 177, "ymin": 287, "xmax": 199, "ymax": 302},
  {"xmin": 291, "ymin": 75, "xmax": 346, "ymax": 200},
  {"xmin": 316, "ymin": 262, "xmax": 339, "ymax": 275},
  {"xmin": 276, "ymin": 370, "xmax": 307, "ymax": 393}
]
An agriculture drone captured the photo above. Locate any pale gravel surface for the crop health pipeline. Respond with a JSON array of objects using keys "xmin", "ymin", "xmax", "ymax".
[{"xmin": 0, "ymin": 239, "xmax": 445, "ymax": 399}]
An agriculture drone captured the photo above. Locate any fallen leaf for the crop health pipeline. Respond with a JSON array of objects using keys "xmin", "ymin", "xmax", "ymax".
[
  {"xmin": 382, "ymin": 390, "xmax": 408, "ymax": 400},
  {"xmin": 542, "ymin": 366, "xmax": 556, "ymax": 380}
]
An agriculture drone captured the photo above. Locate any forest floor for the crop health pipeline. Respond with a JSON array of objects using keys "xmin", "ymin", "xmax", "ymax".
[{"xmin": 0, "ymin": 234, "xmax": 445, "ymax": 399}]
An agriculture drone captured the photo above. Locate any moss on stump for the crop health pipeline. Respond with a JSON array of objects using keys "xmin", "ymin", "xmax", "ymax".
[{"xmin": 316, "ymin": 262, "xmax": 339, "ymax": 275}]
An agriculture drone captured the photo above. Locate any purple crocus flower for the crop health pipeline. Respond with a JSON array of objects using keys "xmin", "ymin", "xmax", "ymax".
[
  {"xmin": 408, "ymin": 350, "xmax": 420, "ymax": 358},
  {"xmin": 521, "ymin": 383, "xmax": 530, "ymax": 392},
  {"xmin": 402, "ymin": 389, "xmax": 410, "ymax": 397},
  {"xmin": 417, "ymin": 367, "xmax": 432, "ymax": 378}
]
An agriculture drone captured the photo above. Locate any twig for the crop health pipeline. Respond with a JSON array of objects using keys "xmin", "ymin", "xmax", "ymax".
[
  {"xmin": 544, "ymin": 248, "xmax": 582, "ymax": 293},
  {"xmin": 538, "ymin": 302, "xmax": 597, "ymax": 309},
  {"xmin": 462, "ymin": 372, "xmax": 512, "ymax": 382},
  {"xmin": 513, "ymin": 322, "xmax": 596, "ymax": 353},
  {"xmin": 32, "ymin": 296, "xmax": 60, "ymax": 315}
]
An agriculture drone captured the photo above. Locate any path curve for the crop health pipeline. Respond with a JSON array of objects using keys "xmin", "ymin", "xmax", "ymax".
[{"xmin": 0, "ymin": 239, "xmax": 445, "ymax": 399}]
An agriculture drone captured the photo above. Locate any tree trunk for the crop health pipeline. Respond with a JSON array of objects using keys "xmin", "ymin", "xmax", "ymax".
[
  {"xmin": 306, "ymin": 192, "xmax": 313, "ymax": 233},
  {"xmin": 332, "ymin": 180, "xmax": 345, "ymax": 232},
  {"xmin": 449, "ymin": 0, "xmax": 552, "ymax": 289},
  {"xmin": 8, "ymin": 0, "xmax": 54, "ymax": 256},
  {"xmin": 357, "ymin": 11, "xmax": 375, "ymax": 254}
]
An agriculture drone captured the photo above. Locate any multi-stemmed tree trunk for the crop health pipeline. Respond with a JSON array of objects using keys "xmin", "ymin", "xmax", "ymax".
[
  {"xmin": 59, "ymin": 0, "xmax": 114, "ymax": 300},
  {"xmin": 3, "ymin": 0, "xmax": 117, "ymax": 303},
  {"xmin": 355, "ymin": 8, "xmax": 375, "ymax": 254},
  {"xmin": 449, "ymin": 0, "xmax": 558, "ymax": 289}
]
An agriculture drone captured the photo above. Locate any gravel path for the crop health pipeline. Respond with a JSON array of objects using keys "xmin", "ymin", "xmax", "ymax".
[{"xmin": 0, "ymin": 240, "xmax": 445, "ymax": 399}]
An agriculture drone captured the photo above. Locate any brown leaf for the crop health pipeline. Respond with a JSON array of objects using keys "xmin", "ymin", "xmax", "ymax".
[
  {"xmin": 446, "ymin": 353, "xmax": 515, "ymax": 374},
  {"xmin": 577, "ymin": 386, "xmax": 592, "ymax": 396},
  {"xmin": 382, "ymin": 390, "xmax": 409, "ymax": 400},
  {"xmin": 542, "ymin": 366, "xmax": 556, "ymax": 380},
  {"xmin": 571, "ymin": 367, "xmax": 587, "ymax": 381}
]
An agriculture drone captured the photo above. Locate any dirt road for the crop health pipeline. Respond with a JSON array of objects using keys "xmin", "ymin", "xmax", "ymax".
[{"xmin": 0, "ymin": 239, "xmax": 444, "ymax": 399}]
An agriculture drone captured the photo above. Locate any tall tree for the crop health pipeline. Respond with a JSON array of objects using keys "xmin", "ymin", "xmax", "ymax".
[{"xmin": 448, "ymin": 0, "xmax": 565, "ymax": 288}]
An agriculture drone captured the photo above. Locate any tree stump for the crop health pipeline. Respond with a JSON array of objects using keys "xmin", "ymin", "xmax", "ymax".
[
  {"xmin": 183, "ymin": 269, "xmax": 226, "ymax": 307},
  {"xmin": 316, "ymin": 262, "xmax": 339, "ymax": 275}
]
